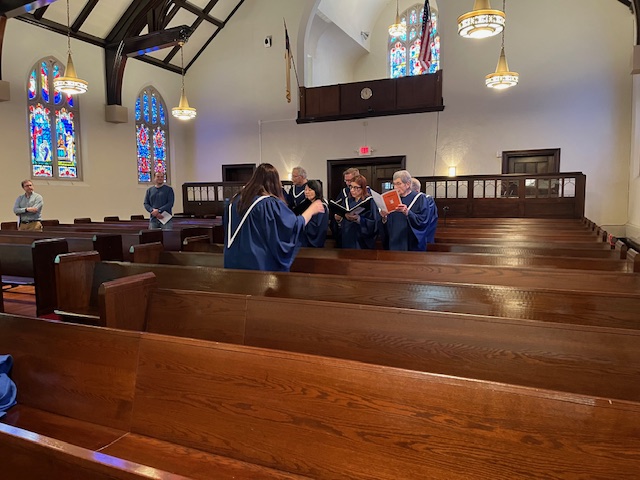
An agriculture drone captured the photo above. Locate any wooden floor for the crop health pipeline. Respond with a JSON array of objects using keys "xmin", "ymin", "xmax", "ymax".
[{"xmin": 2, "ymin": 286, "xmax": 37, "ymax": 317}]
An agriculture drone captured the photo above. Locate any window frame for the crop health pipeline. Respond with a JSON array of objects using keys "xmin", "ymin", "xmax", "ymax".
[
  {"xmin": 26, "ymin": 56, "xmax": 83, "ymax": 181},
  {"xmin": 135, "ymin": 86, "xmax": 171, "ymax": 185}
]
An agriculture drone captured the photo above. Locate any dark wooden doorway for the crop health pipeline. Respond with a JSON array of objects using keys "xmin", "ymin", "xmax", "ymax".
[
  {"xmin": 502, "ymin": 149, "xmax": 560, "ymax": 174},
  {"xmin": 327, "ymin": 156, "xmax": 405, "ymax": 200},
  {"xmin": 222, "ymin": 163, "xmax": 256, "ymax": 182}
]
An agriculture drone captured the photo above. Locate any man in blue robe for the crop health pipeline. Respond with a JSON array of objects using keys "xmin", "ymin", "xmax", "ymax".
[
  {"xmin": 285, "ymin": 166, "xmax": 308, "ymax": 209},
  {"xmin": 331, "ymin": 167, "xmax": 360, "ymax": 247},
  {"xmin": 381, "ymin": 170, "xmax": 433, "ymax": 251}
]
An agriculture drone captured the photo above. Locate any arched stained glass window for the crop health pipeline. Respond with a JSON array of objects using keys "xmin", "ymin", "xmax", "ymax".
[
  {"xmin": 26, "ymin": 57, "xmax": 82, "ymax": 179},
  {"xmin": 388, "ymin": 3, "xmax": 440, "ymax": 79},
  {"xmin": 135, "ymin": 87, "xmax": 170, "ymax": 183}
]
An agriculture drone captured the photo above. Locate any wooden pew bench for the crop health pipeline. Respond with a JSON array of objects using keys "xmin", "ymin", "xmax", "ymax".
[
  {"xmin": 130, "ymin": 245, "xmax": 640, "ymax": 294},
  {"xmin": 0, "ymin": 314, "xmax": 306, "ymax": 479},
  {"xmin": 98, "ymin": 274, "xmax": 640, "ymax": 402},
  {"xmin": 2, "ymin": 314, "xmax": 639, "ymax": 478},
  {"xmin": 0, "ymin": 239, "xmax": 74, "ymax": 316},
  {"xmin": 55, "ymin": 254, "xmax": 640, "ymax": 330}
]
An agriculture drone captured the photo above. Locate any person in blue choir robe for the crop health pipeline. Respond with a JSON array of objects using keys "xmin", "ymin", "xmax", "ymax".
[
  {"xmin": 299, "ymin": 180, "xmax": 329, "ymax": 248},
  {"xmin": 381, "ymin": 170, "xmax": 434, "ymax": 251},
  {"xmin": 331, "ymin": 167, "xmax": 360, "ymax": 248},
  {"xmin": 411, "ymin": 177, "xmax": 439, "ymax": 244},
  {"xmin": 334, "ymin": 174, "xmax": 379, "ymax": 249},
  {"xmin": 285, "ymin": 166, "xmax": 308, "ymax": 209},
  {"xmin": 224, "ymin": 163, "xmax": 325, "ymax": 271}
]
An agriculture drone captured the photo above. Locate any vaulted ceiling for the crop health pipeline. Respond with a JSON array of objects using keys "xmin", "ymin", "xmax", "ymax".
[{"xmin": 0, "ymin": 0, "xmax": 245, "ymax": 104}]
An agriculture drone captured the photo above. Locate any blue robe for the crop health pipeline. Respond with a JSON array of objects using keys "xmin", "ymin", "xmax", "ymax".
[
  {"xmin": 424, "ymin": 195, "xmax": 438, "ymax": 244},
  {"xmin": 286, "ymin": 184, "xmax": 307, "ymax": 209},
  {"xmin": 385, "ymin": 191, "xmax": 432, "ymax": 251},
  {"xmin": 300, "ymin": 202, "xmax": 329, "ymax": 248},
  {"xmin": 224, "ymin": 195, "xmax": 305, "ymax": 271},
  {"xmin": 337, "ymin": 197, "xmax": 379, "ymax": 249},
  {"xmin": 0, "ymin": 354, "xmax": 16, "ymax": 418}
]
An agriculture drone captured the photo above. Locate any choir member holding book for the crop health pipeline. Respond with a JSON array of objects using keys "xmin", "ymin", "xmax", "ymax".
[
  {"xmin": 224, "ymin": 163, "xmax": 324, "ymax": 271},
  {"xmin": 299, "ymin": 180, "xmax": 329, "ymax": 248},
  {"xmin": 380, "ymin": 170, "xmax": 436, "ymax": 251},
  {"xmin": 333, "ymin": 174, "xmax": 379, "ymax": 249}
]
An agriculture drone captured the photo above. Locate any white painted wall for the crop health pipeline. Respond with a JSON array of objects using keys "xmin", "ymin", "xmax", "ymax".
[
  {"xmin": 187, "ymin": 0, "xmax": 634, "ymax": 230},
  {"xmin": 0, "ymin": 19, "xmax": 183, "ymax": 224}
]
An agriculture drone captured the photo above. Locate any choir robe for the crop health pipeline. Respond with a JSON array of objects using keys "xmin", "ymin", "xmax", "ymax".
[
  {"xmin": 299, "ymin": 202, "xmax": 329, "ymax": 248},
  {"xmin": 425, "ymin": 194, "xmax": 438, "ymax": 244},
  {"xmin": 224, "ymin": 195, "xmax": 305, "ymax": 271},
  {"xmin": 338, "ymin": 197, "xmax": 379, "ymax": 249},
  {"xmin": 286, "ymin": 183, "xmax": 307, "ymax": 209},
  {"xmin": 385, "ymin": 191, "xmax": 432, "ymax": 251}
]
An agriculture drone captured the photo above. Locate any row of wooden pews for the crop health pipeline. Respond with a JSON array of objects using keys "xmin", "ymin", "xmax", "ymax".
[
  {"xmin": 1, "ymin": 216, "xmax": 639, "ymax": 477},
  {"xmin": 1, "ymin": 313, "xmax": 639, "ymax": 479}
]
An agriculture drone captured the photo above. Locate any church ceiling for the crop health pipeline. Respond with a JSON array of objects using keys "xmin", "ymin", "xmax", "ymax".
[{"xmin": 0, "ymin": 0, "xmax": 245, "ymax": 74}]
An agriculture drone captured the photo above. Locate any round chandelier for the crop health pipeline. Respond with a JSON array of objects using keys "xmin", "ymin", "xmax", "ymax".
[{"xmin": 457, "ymin": 0, "xmax": 505, "ymax": 39}]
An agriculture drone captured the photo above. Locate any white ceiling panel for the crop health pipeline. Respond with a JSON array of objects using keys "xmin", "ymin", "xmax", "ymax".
[
  {"xmin": 166, "ymin": 9, "xmax": 198, "ymax": 30},
  {"xmin": 211, "ymin": 0, "xmax": 243, "ymax": 21},
  {"xmin": 182, "ymin": 21, "xmax": 218, "ymax": 67},
  {"xmin": 80, "ymin": 0, "xmax": 132, "ymax": 39}
]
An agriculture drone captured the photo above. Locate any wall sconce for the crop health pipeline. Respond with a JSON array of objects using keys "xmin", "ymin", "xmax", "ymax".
[{"xmin": 448, "ymin": 166, "xmax": 457, "ymax": 177}]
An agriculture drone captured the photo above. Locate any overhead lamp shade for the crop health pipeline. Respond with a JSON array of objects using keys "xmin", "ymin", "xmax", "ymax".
[
  {"xmin": 457, "ymin": 0, "xmax": 505, "ymax": 39},
  {"xmin": 388, "ymin": 13, "xmax": 406, "ymax": 38},
  {"xmin": 53, "ymin": 53, "xmax": 88, "ymax": 95},
  {"xmin": 485, "ymin": 46, "xmax": 519, "ymax": 89},
  {"xmin": 172, "ymin": 89, "xmax": 197, "ymax": 120}
]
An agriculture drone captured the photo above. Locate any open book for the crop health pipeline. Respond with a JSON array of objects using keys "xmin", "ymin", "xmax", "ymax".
[
  {"xmin": 291, "ymin": 199, "xmax": 311, "ymax": 216},
  {"xmin": 157, "ymin": 212, "xmax": 173, "ymax": 225},
  {"xmin": 329, "ymin": 196, "xmax": 372, "ymax": 217},
  {"xmin": 370, "ymin": 189, "xmax": 402, "ymax": 212}
]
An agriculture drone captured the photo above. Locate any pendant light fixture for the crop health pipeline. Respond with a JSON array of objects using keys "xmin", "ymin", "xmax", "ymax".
[
  {"xmin": 388, "ymin": 0, "xmax": 406, "ymax": 38},
  {"xmin": 457, "ymin": 0, "xmax": 505, "ymax": 39},
  {"xmin": 53, "ymin": 0, "xmax": 88, "ymax": 95},
  {"xmin": 171, "ymin": 42, "xmax": 197, "ymax": 120},
  {"xmin": 485, "ymin": 0, "xmax": 518, "ymax": 89}
]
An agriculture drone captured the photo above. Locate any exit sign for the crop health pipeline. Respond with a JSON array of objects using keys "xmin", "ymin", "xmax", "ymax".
[{"xmin": 359, "ymin": 145, "xmax": 372, "ymax": 156}]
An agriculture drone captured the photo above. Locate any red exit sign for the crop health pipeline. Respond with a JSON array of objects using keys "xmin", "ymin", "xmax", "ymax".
[{"xmin": 359, "ymin": 145, "xmax": 372, "ymax": 156}]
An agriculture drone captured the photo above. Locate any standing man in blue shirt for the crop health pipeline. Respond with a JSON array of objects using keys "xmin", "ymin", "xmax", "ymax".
[
  {"xmin": 13, "ymin": 179, "xmax": 43, "ymax": 231},
  {"xmin": 144, "ymin": 171, "xmax": 174, "ymax": 230}
]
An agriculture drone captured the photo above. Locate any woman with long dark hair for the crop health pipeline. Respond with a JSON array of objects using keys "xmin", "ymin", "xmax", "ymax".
[
  {"xmin": 224, "ymin": 163, "xmax": 324, "ymax": 271},
  {"xmin": 299, "ymin": 179, "xmax": 328, "ymax": 247}
]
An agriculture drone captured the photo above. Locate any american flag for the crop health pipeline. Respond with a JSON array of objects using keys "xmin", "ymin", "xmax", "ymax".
[{"xmin": 417, "ymin": 0, "xmax": 433, "ymax": 72}]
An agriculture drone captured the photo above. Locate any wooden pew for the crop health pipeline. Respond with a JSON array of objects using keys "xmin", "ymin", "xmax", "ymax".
[
  {"xmin": 54, "ymin": 222, "xmax": 209, "ymax": 253},
  {"xmin": 98, "ymin": 275, "xmax": 640, "ymax": 402},
  {"xmin": 0, "ymin": 239, "xmax": 71, "ymax": 316},
  {"xmin": 0, "ymin": 314, "xmax": 300, "ymax": 479},
  {"xmin": 0, "ymin": 231, "xmax": 123, "ymax": 261},
  {"xmin": 55, "ymin": 254, "xmax": 640, "ymax": 330},
  {"xmin": 183, "ymin": 239, "xmax": 631, "ymax": 270},
  {"xmin": 2, "ymin": 314, "xmax": 639, "ymax": 478},
  {"xmin": 131, "ymin": 244, "xmax": 639, "ymax": 291}
]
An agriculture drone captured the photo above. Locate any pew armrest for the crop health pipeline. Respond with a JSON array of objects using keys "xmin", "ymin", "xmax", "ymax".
[
  {"xmin": 99, "ymin": 272, "xmax": 157, "ymax": 330},
  {"xmin": 55, "ymin": 251, "xmax": 100, "ymax": 311},
  {"xmin": 130, "ymin": 242, "xmax": 163, "ymax": 264}
]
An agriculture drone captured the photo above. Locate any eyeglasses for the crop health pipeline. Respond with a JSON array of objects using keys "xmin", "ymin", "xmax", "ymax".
[{"xmin": 349, "ymin": 185, "xmax": 362, "ymax": 190}]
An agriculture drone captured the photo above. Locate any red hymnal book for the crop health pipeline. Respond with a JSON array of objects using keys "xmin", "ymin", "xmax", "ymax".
[{"xmin": 381, "ymin": 190, "xmax": 401, "ymax": 211}]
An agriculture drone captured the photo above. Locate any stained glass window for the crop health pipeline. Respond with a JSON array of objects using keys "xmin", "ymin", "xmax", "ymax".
[
  {"xmin": 27, "ymin": 57, "xmax": 81, "ymax": 179},
  {"xmin": 135, "ymin": 87, "xmax": 170, "ymax": 183},
  {"xmin": 388, "ymin": 3, "xmax": 440, "ymax": 79}
]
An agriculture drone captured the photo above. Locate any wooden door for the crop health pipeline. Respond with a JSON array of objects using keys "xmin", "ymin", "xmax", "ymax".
[
  {"xmin": 502, "ymin": 149, "xmax": 560, "ymax": 174},
  {"xmin": 327, "ymin": 156, "xmax": 405, "ymax": 200}
]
